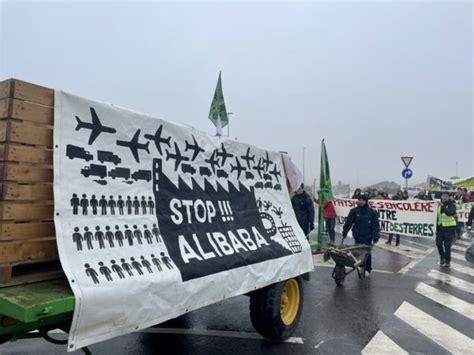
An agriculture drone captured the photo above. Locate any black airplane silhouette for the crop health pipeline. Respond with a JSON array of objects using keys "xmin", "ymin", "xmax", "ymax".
[
  {"xmin": 241, "ymin": 147, "xmax": 255, "ymax": 170},
  {"xmin": 116, "ymin": 129, "xmax": 150, "ymax": 163},
  {"xmin": 270, "ymin": 164, "xmax": 281, "ymax": 181},
  {"xmin": 144, "ymin": 125, "xmax": 171, "ymax": 155},
  {"xmin": 254, "ymin": 158, "xmax": 265, "ymax": 179},
  {"xmin": 185, "ymin": 135, "xmax": 205, "ymax": 161},
  {"xmin": 230, "ymin": 157, "xmax": 246, "ymax": 179},
  {"xmin": 216, "ymin": 143, "xmax": 234, "ymax": 166},
  {"xmin": 166, "ymin": 142, "xmax": 190, "ymax": 171},
  {"xmin": 262, "ymin": 152, "xmax": 272, "ymax": 171},
  {"xmin": 75, "ymin": 107, "xmax": 116, "ymax": 145},
  {"xmin": 205, "ymin": 150, "xmax": 220, "ymax": 174}
]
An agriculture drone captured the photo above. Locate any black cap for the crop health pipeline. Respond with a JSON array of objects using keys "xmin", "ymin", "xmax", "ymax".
[{"xmin": 358, "ymin": 195, "xmax": 369, "ymax": 202}]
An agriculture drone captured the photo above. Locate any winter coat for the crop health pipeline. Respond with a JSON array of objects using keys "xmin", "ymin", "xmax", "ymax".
[
  {"xmin": 291, "ymin": 191, "xmax": 315, "ymax": 235},
  {"xmin": 342, "ymin": 205, "xmax": 380, "ymax": 244},
  {"xmin": 323, "ymin": 201, "xmax": 337, "ymax": 219},
  {"xmin": 467, "ymin": 205, "xmax": 474, "ymax": 227}
]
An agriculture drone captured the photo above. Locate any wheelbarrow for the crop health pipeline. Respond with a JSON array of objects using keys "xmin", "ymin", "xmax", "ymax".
[{"xmin": 315, "ymin": 239, "xmax": 372, "ymax": 286}]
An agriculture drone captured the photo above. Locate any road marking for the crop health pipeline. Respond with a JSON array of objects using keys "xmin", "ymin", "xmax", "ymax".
[
  {"xmin": 450, "ymin": 252, "xmax": 467, "ymax": 261},
  {"xmin": 361, "ymin": 330, "xmax": 408, "ymax": 355},
  {"xmin": 375, "ymin": 242, "xmax": 432, "ymax": 259},
  {"xmin": 394, "ymin": 302, "xmax": 472, "ymax": 354},
  {"xmin": 398, "ymin": 258, "xmax": 424, "ymax": 275},
  {"xmin": 428, "ymin": 270, "xmax": 474, "ymax": 294},
  {"xmin": 312, "ymin": 255, "xmax": 395, "ymax": 274},
  {"xmin": 451, "ymin": 244, "xmax": 466, "ymax": 252},
  {"xmin": 415, "ymin": 283, "xmax": 474, "ymax": 320},
  {"xmin": 450, "ymin": 262, "xmax": 474, "ymax": 277},
  {"xmin": 138, "ymin": 327, "xmax": 304, "ymax": 344},
  {"xmin": 314, "ymin": 340, "xmax": 325, "ymax": 349},
  {"xmin": 380, "ymin": 235, "xmax": 432, "ymax": 249},
  {"xmin": 456, "ymin": 240, "xmax": 470, "ymax": 247}
]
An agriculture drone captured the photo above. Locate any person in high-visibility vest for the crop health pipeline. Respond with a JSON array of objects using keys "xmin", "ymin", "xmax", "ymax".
[{"xmin": 436, "ymin": 191, "xmax": 457, "ymax": 267}]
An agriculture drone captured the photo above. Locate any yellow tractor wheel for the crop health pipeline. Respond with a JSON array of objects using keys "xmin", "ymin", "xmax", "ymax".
[{"xmin": 249, "ymin": 277, "xmax": 304, "ymax": 340}]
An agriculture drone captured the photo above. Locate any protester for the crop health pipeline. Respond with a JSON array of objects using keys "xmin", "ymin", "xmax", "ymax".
[
  {"xmin": 352, "ymin": 188, "xmax": 362, "ymax": 199},
  {"xmin": 455, "ymin": 188, "xmax": 463, "ymax": 201},
  {"xmin": 401, "ymin": 190, "xmax": 409, "ymax": 200},
  {"xmin": 314, "ymin": 197, "xmax": 337, "ymax": 245},
  {"xmin": 462, "ymin": 188, "xmax": 472, "ymax": 203},
  {"xmin": 386, "ymin": 192, "xmax": 401, "ymax": 246},
  {"xmin": 467, "ymin": 204, "xmax": 474, "ymax": 231},
  {"xmin": 436, "ymin": 192, "xmax": 457, "ymax": 267},
  {"xmin": 415, "ymin": 189, "xmax": 432, "ymax": 201},
  {"xmin": 342, "ymin": 195, "xmax": 380, "ymax": 275},
  {"xmin": 291, "ymin": 183, "xmax": 315, "ymax": 238}
]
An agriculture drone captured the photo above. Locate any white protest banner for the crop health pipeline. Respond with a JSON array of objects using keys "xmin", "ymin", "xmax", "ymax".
[
  {"xmin": 457, "ymin": 202, "xmax": 473, "ymax": 223},
  {"xmin": 333, "ymin": 198, "xmax": 438, "ymax": 238},
  {"xmin": 54, "ymin": 91, "xmax": 313, "ymax": 350}
]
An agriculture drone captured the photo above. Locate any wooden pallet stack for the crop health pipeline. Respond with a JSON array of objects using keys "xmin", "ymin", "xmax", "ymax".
[{"xmin": 0, "ymin": 79, "xmax": 62, "ymax": 286}]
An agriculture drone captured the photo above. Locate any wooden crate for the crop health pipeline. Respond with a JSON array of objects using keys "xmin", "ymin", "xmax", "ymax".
[{"xmin": 0, "ymin": 78, "xmax": 61, "ymax": 287}]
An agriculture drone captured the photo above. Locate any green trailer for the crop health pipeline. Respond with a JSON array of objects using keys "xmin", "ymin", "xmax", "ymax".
[
  {"xmin": 0, "ymin": 280, "xmax": 80, "ymax": 351},
  {"xmin": 0, "ymin": 275, "xmax": 310, "ymax": 354}
]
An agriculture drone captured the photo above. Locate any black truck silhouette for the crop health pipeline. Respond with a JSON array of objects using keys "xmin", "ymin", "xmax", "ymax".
[
  {"xmin": 81, "ymin": 164, "xmax": 107, "ymax": 179},
  {"xmin": 98, "ymin": 150, "xmax": 121, "ymax": 165},
  {"xmin": 66, "ymin": 145, "xmax": 93, "ymax": 162},
  {"xmin": 109, "ymin": 167, "xmax": 130, "ymax": 180},
  {"xmin": 132, "ymin": 170, "xmax": 151, "ymax": 182}
]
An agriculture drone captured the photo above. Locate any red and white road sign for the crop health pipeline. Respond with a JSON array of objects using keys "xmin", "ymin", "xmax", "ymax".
[{"xmin": 401, "ymin": 156, "xmax": 413, "ymax": 168}]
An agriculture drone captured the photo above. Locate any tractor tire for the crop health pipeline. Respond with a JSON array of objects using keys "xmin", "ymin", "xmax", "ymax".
[
  {"xmin": 249, "ymin": 277, "xmax": 303, "ymax": 340},
  {"xmin": 334, "ymin": 265, "xmax": 345, "ymax": 286}
]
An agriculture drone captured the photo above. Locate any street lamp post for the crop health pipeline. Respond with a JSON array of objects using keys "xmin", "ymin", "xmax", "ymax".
[{"xmin": 227, "ymin": 112, "xmax": 233, "ymax": 137}]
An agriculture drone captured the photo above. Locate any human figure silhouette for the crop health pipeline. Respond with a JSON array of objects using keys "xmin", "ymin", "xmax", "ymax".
[
  {"xmin": 85, "ymin": 263, "xmax": 99, "ymax": 284},
  {"xmin": 147, "ymin": 197, "xmax": 155, "ymax": 214},
  {"xmin": 80, "ymin": 194, "xmax": 89, "ymax": 215},
  {"xmin": 114, "ymin": 225, "xmax": 124, "ymax": 247},
  {"xmin": 133, "ymin": 225, "xmax": 143, "ymax": 245},
  {"xmin": 152, "ymin": 224, "xmax": 161, "ymax": 243},
  {"xmin": 161, "ymin": 252, "xmax": 174, "ymax": 270},
  {"xmin": 133, "ymin": 197, "xmax": 140, "ymax": 215},
  {"xmin": 141, "ymin": 256, "xmax": 153, "ymax": 273},
  {"xmin": 121, "ymin": 258, "xmax": 133, "ymax": 276},
  {"xmin": 124, "ymin": 225, "xmax": 133, "ymax": 246},
  {"xmin": 72, "ymin": 227, "xmax": 83, "ymax": 251},
  {"xmin": 95, "ymin": 226, "xmax": 105, "ymax": 249},
  {"xmin": 141, "ymin": 196, "xmax": 147, "ymax": 214},
  {"xmin": 143, "ymin": 225, "xmax": 153, "ymax": 244},
  {"xmin": 99, "ymin": 261, "xmax": 113, "ymax": 281},
  {"xmin": 151, "ymin": 254, "xmax": 162, "ymax": 272},
  {"xmin": 111, "ymin": 260, "xmax": 125, "ymax": 279},
  {"xmin": 126, "ymin": 196, "xmax": 132, "ymax": 215},
  {"xmin": 90, "ymin": 194, "xmax": 98, "ymax": 215},
  {"xmin": 71, "ymin": 193, "xmax": 80, "ymax": 215},
  {"xmin": 117, "ymin": 196, "xmax": 124, "ymax": 215},
  {"xmin": 105, "ymin": 226, "xmax": 114, "ymax": 248},
  {"xmin": 108, "ymin": 195, "xmax": 116, "ymax": 215},
  {"xmin": 131, "ymin": 257, "xmax": 143, "ymax": 275},
  {"xmin": 99, "ymin": 195, "xmax": 108, "ymax": 215},
  {"xmin": 84, "ymin": 227, "xmax": 94, "ymax": 250}
]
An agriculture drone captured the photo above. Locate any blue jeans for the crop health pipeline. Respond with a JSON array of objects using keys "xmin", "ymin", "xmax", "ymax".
[{"xmin": 325, "ymin": 218, "xmax": 336, "ymax": 242}]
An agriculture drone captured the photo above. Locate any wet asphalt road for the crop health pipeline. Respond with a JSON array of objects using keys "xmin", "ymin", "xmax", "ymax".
[{"xmin": 2, "ymin": 233, "xmax": 473, "ymax": 354}]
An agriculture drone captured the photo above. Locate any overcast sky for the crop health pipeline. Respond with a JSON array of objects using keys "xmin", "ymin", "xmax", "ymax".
[{"xmin": 1, "ymin": 1, "xmax": 472, "ymax": 188}]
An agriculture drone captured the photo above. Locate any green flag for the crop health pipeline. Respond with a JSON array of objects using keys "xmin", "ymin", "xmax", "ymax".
[
  {"xmin": 208, "ymin": 71, "xmax": 229, "ymax": 135},
  {"xmin": 319, "ymin": 139, "xmax": 333, "ymax": 202},
  {"xmin": 316, "ymin": 139, "xmax": 333, "ymax": 250}
]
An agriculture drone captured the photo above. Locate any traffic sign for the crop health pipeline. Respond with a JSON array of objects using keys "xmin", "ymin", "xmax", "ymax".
[
  {"xmin": 402, "ymin": 168, "xmax": 413, "ymax": 179},
  {"xmin": 401, "ymin": 156, "xmax": 413, "ymax": 168}
]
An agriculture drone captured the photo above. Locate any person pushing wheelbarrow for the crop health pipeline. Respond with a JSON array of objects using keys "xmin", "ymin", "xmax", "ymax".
[{"xmin": 341, "ymin": 194, "xmax": 380, "ymax": 276}]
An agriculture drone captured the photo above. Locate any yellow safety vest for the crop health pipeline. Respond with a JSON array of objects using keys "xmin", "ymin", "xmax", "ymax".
[{"xmin": 437, "ymin": 205, "xmax": 457, "ymax": 227}]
